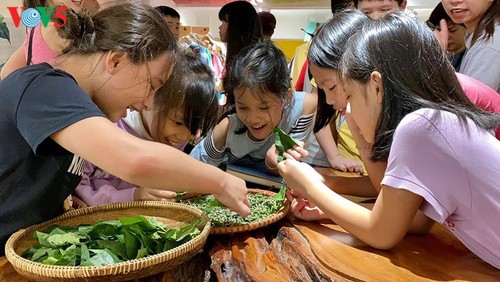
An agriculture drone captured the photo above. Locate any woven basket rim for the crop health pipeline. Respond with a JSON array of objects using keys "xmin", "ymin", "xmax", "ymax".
[
  {"xmin": 5, "ymin": 201, "xmax": 210, "ymax": 278},
  {"xmin": 183, "ymin": 188, "xmax": 289, "ymax": 234}
]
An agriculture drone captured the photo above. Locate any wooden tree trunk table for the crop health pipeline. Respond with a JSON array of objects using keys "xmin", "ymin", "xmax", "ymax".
[{"xmin": 2, "ymin": 216, "xmax": 498, "ymax": 281}]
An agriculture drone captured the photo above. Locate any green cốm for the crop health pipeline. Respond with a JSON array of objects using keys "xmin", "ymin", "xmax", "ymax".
[
  {"xmin": 22, "ymin": 216, "xmax": 205, "ymax": 266},
  {"xmin": 181, "ymin": 194, "xmax": 283, "ymax": 228}
]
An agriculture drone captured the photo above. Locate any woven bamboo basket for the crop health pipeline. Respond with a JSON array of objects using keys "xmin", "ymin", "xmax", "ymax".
[
  {"xmin": 183, "ymin": 189, "xmax": 289, "ymax": 235},
  {"xmin": 5, "ymin": 201, "xmax": 211, "ymax": 282}
]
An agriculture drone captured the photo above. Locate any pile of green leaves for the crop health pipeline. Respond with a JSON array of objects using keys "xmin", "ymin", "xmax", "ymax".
[
  {"xmin": 22, "ymin": 216, "xmax": 205, "ymax": 266},
  {"xmin": 181, "ymin": 194, "xmax": 283, "ymax": 227}
]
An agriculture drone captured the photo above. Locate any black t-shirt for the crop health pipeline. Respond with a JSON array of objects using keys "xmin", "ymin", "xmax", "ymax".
[{"xmin": 0, "ymin": 63, "xmax": 105, "ymax": 255}]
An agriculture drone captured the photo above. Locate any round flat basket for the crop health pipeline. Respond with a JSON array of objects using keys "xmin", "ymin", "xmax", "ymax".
[
  {"xmin": 182, "ymin": 189, "xmax": 289, "ymax": 235},
  {"xmin": 5, "ymin": 201, "xmax": 210, "ymax": 282}
]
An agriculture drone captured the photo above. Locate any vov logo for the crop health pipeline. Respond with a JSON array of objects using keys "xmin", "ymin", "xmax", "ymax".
[{"xmin": 7, "ymin": 6, "xmax": 67, "ymax": 28}]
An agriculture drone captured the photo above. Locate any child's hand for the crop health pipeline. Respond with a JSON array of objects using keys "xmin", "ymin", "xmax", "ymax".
[
  {"xmin": 277, "ymin": 157, "xmax": 325, "ymax": 198},
  {"xmin": 134, "ymin": 187, "xmax": 177, "ymax": 202},
  {"xmin": 213, "ymin": 173, "xmax": 251, "ymax": 217},
  {"xmin": 285, "ymin": 142, "xmax": 309, "ymax": 161},
  {"xmin": 286, "ymin": 189, "xmax": 325, "ymax": 221},
  {"xmin": 329, "ymin": 155, "xmax": 364, "ymax": 175},
  {"xmin": 71, "ymin": 195, "xmax": 88, "ymax": 209}
]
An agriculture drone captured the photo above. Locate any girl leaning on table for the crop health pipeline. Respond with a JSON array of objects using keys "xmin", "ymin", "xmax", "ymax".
[
  {"xmin": 278, "ymin": 12, "xmax": 500, "ymax": 269},
  {"xmin": 0, "ymin": 2, "xmax": 250, "ymax": 256},
  {"xmin": 73, "ymin": 52, "xmax": 219, "ymax": 207},
  {"xmin": 189, "ymin": 41, "xmax": 317, "ymax": 173}
]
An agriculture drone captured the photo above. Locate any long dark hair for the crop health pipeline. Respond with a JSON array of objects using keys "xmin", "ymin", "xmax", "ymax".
[
  {"xmin": 56, "ymin": 2, "xmax": 177, "ymax": 64},
  {"xmin": 218, "ymin": 1, "xmax": 262, "ymax": 67},
  {"xmin": 154, "ymin": 53, "xmax": 219, "ymax": 137},
  {"xmin": 308, "ymin": 10, "xmax": 369, "ymax": 133},
  {"xmin": 223, "ymin": 41, "xmax": 291, "ymax": 134},
  {"xmin": 340, "ymin": 12, "xmax": 500, "ymax": 161},
  {"xmin": 471, "ymin": 0, "xmax": 499, "ymax": 47}
]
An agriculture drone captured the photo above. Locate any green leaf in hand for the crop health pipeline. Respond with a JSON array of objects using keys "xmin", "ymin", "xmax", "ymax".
[{"xmin": 273, "ymin": 127, "xmax": 299, "ymax": 163}]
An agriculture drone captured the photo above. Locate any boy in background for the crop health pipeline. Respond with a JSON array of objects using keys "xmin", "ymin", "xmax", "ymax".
[
  {"xmin": 155, "ymin": 6, "xmax": 181, "ymax": 40},
  {"xmin": 353, "ymin": 0, "xmax": 406, "ymax": 19},
  {"xmin": 427, "ymin": 3, "xmax": 467, "ymax": 71}
]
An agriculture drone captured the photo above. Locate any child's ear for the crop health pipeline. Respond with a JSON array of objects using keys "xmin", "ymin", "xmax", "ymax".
[
  {"xmin": 104, "ymin": 51, "xmax": 127, "ymax": 74},
  {"xmin": 285, "ymin": 88, "xmax": 293, "ymax": 104},
  {"xmin": 369, "ymin": 71, "xmax": 383, "ymax": 105}
]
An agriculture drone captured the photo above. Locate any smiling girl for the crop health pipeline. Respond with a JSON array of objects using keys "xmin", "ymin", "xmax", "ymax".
[
  {"xmin": 278, "ymin": 12, "xmax": 500, "ymax": 268},
  {"xmin": 190, "ymin": 41, "xmax": 316, "ymax": 173},
  {"xmin": 74, "ymin": 53, "xmax": 219, "ymax": 206},
  {"xmin": 0, "ymin": 3, "xmax": 250, "ymax": 256},
  {"xmin": 441, "ymin": 0, "xmax": 500, "ymax": 92}
]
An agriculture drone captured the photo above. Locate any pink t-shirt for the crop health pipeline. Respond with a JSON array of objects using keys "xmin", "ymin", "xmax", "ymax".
[
  {"xmin": 457, "ymin": 72, "xmax": 500, "ymax": 140},
  {"xmin": 24, "ymin": 24, "xmax": 59, "ymax": 65},
  {"xmin": 382, "ymin": 108, "xmax": 500, "ymax": 269}
]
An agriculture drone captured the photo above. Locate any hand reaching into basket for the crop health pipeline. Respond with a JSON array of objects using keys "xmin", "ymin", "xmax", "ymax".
[
  {"xmin": 212, "ymin": 173, "xmax": 251, "ymax": 217},
  {"xmin": 134, "ymin": 187, "xmax": 177, "ymax": 202}
]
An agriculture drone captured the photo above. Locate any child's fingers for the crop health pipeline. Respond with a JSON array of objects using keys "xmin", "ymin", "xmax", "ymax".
[
  {"xmin": 146, "ymin": 189, "xmax": 177, "ymax": 199},
  {"xmin": 293, "ymin": 145, "xmax": 309, "ymax": 158}
]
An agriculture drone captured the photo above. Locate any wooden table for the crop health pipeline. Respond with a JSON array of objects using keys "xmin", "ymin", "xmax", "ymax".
[{"xmin": 1, "ymin": 216, "xmax": 498, "ymax": 281}]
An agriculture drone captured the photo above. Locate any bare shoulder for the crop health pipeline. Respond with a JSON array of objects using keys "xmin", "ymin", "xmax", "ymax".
[{"xmin": 301, "ymin": 91, "xmax": 318, "ymax": 116}]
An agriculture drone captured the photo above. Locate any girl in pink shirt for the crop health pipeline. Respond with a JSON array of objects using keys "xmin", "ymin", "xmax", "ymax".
[
  {"xmin": 280, "ymin": 12, "xmax": 500, "ymax": 269},
  {"xmin": 1, "ymin": 0, "xmax": 101, "ymax": 79}
]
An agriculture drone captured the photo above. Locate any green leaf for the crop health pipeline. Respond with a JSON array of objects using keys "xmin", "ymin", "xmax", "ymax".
[
  {"xmin": 123, "ymin": 229, "xmax": 139, "ymax": 259},
  {"xmin": 96, "ymin": 240, "xmax": 127, "ymax": 260},
  {"xmin": 273, "ymin": 127, "xmax": 299, "ymax": 163},
  {"xmin": 80, "ymin": 244, "xmax": 91, "ymax": 266},
  {"xmin": 274, "ymin": 184, "xmax": 287, "ymax": 201},
  {"xmin": 86, "ymin": 249, "xmax": 121, "ymax": 266},
  {"xmin": 35, "ymin": 231, "xmax": 50, "ymax": 247},
  {"xmin": 47, "ymin": 233, "xmax": 82, "ymax": 247},
  {"xmin": 0, "ymin": 22, "xmax": 9, "ymax": 43}
]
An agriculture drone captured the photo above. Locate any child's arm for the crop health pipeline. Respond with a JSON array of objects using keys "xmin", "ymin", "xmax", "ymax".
[
  {"xmin": 278, "ymin": 159, "xmax": 424, "ymax": 249},
  {"xmin": 190, "ymin": 117, "xmax": 230, "ymax": 167},
  {"xmin": 51, "ymin": 116, "xmax": 251, "ymax": 216},
  {"xmin": 315, "ymin": 125, "xmax": 364, "ymax": 174},
  {"xmin": 0, "ymin": 46, "xmax": 27, "ymax": 80}
]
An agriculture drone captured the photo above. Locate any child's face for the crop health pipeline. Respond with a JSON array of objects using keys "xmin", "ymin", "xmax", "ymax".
[
  {"xmin": 163, "ymin": 16, "xmax": 180, "ymax": 40},
  {"xmin": 442, "ymin": 0, "xmax": 493, "ymax": 31},
  {"xmin": 357, "ymin": 0, "xmax": 405, "ymax": 19},
  {"xmin": 310, "ymin": 64, "xmax": 348, "ymax": 114},
  {"xmin": 235, "ymin": 88, "xmax": 284, "ymax": 141},
  {"xmin": 438, "ymin": 22, "xmax": 466, "ymax": 53},
  {"xmin": 95, "ymin": 52, "xmax": 172, "ymax": 122},
  {"xmin": 342, "ymin": 74, "xmax": 383, "ymax": 143},
  {"xmin": 219, "ymin": 20, "xmax": 228, "ymax": 42},
  {"xmin": 146, "ymin": 107, "xmax": 193, "ymax": 148}
]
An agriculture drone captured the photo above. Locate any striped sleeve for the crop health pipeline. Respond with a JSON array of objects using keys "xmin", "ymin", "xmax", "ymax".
[
  {"xmin": 189, "ymin": 132, "xmax": 226, "ymax": 166},
  {"xmin": 289, "ymin": 113, "xmax": 315, "ymax": 142}
]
